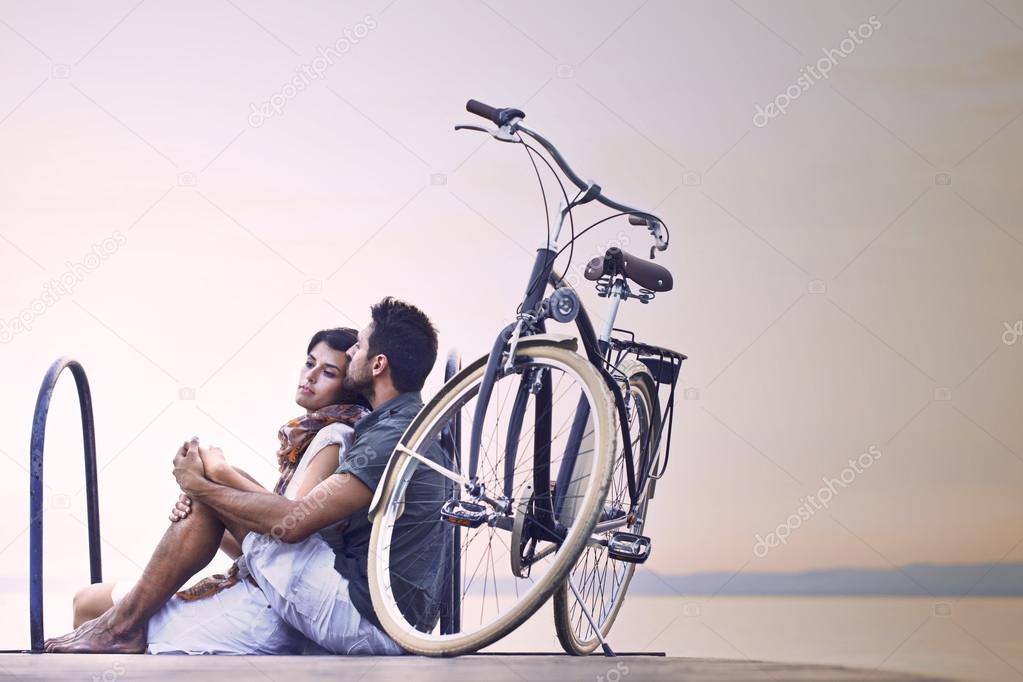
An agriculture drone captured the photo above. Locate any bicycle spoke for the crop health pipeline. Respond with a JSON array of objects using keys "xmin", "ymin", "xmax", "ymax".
[
  {"xmin": 374, "ymin": 349, "xmax": 612, "ymax": 653},
  {"xmin": 556, "ymin": 371, "xmax": 656, "ymax": 651}
]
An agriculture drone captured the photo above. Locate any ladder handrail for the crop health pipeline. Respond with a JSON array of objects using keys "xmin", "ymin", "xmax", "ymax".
[{"xmin": 29, "ymin": 357, "xmax": 103, "ymax": 652}]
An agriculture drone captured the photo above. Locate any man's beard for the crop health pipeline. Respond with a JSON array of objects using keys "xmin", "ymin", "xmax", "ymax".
[{"xmin": 342, "ymin": 371, "xmax": 373, "ymax": 402}]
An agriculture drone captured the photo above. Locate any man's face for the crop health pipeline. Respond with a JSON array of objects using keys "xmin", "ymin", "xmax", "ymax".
[{"xmin": 342, "ymin": 324, "xmax": 374, "ymax": 398}]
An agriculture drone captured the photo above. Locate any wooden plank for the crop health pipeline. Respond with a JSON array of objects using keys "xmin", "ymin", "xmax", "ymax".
[{"xmin": 0, "ymin": 654, "xmax": 954, "ymax": 681}]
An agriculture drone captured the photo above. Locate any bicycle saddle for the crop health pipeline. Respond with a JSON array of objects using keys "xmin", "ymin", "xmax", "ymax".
[{"xmin": 584, "ymin": 247, "xmax": 673, "ymax": 293}]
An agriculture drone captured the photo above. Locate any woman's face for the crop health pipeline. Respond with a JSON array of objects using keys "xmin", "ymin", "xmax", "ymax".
[{"xmin": 296, "ymin": 341, "xmax": 350, "ymax": 411}]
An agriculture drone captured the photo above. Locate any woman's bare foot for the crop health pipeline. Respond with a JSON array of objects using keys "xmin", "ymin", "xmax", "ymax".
[{"xmin": 44, "ymin": 610, "xmax": 146, "ymax": 653}]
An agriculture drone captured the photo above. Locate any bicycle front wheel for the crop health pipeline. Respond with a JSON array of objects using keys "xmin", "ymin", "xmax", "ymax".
[
  {"xmin": 553, "ymin": 359, "xmax": 660, "ymax": 654},
  {"xmin": 368, "ymin": 338, "xmax": 616, "ymax": 656}
]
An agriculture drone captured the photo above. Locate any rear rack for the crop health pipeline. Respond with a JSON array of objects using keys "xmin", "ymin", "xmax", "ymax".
[{"xmin": 609, "ymin": 332, "xmax": 686, "ymax": 481}]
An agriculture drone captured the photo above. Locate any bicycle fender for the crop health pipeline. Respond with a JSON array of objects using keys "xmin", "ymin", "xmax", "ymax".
[{"xmin": 516, "ymin": 333, "xmax": 579, "ymax": 352}]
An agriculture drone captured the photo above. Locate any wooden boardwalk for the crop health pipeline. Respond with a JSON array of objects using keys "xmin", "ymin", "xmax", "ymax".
[{"xmin": 0, "ymin": 653, "xmax": 954, "ymax": 681}]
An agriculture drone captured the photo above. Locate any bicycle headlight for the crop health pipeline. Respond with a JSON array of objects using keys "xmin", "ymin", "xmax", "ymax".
[{"xmin": 549, "ymin": 287, "xmax": 580, "ymax": 323}]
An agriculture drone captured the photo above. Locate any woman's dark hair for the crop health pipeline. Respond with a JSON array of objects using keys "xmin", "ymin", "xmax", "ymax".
[
  {"xmin": 306, "ymin": 327, "xmax": 369, "ymax": 409},
  {"xmin": 367, "ymin": 297, "xmax": 438, "ymax": 393},
  {"xmin": 307, "ymin": 327, "xmax": 358, "ymax": 355}
]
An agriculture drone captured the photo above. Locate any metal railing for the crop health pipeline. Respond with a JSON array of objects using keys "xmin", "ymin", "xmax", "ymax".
[{"xmin": 29, "ymin": 357, "xmax": 103, "ymax": 652}]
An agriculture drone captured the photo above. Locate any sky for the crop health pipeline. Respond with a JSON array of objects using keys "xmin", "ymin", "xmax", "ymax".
[{"xmin": 0, "ymin": 0, "xmax": 1022, "ymax": 647}]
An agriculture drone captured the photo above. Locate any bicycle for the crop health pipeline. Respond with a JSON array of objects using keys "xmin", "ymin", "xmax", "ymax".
[{"xmin": 366, "ymin": 99, "xmax": 685, "ymax": 657}]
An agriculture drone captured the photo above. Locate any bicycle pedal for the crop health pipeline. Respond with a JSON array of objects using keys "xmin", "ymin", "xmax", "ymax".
[
  {"xmin": 607, "ymin": 531, "xmax": 651, "ymax": 563},
  {"xmin": 440, "ymin": 499, "xmax": 488, "ymax": 528}
]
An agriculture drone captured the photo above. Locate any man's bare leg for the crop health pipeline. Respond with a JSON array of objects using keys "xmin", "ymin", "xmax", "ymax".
[{"xmin": 44, "ymin": 499, "xmax": 226, "ymax": 653}]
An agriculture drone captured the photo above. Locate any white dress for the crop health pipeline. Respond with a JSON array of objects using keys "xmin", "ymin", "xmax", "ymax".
[{"xmin": 111, "ymin": 423, "xmax": 356, "ymax": 655}]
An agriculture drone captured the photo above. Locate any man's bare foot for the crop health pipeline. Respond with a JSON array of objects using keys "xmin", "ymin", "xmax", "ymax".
[{"xmin": 44, "ymin": 610, "xmax": 146, "ymax": 653}]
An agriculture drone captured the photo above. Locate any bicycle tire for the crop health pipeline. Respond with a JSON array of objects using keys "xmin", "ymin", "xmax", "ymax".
[
  {"xmin": 367, "ymin": 338, "xmax": 617, "ymax": 656},
  {"xmin": 552, "ymin": 359, "xmax": 660, "ymax": 654}
]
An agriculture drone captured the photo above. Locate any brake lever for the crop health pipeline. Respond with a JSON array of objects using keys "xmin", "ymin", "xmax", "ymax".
[
  {"xmin": 630, "ymin": 214, "xmax": 669, "ymax": 259},
  {"xmin": 648, "ymin": 220, "xmax": 668, "ymax": 259},
  {"xmin": 454, "ymin": 123, "xmax": 520, "ymax": 143}
]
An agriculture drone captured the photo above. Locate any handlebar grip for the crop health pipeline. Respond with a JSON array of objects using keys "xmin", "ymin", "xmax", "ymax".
[
  {"xmin": 466, "ymin": 99, "xmax": 501, "ymax": 125},
  {"xmin": 628, "ymin": 215, "xmax": 647, "ymax": 226},
  {"xmin": 466, "ymin": 99, "xmax": 526, "ymax": 127}
]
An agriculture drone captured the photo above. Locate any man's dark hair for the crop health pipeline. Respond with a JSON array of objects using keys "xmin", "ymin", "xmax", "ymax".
[
  {"xmin": 367, "ymin": 297, "xmax": 438, "ymax": 393},
  {"xmin": 307, "ymin": 327, "xmax": 359, "ymax": 355}
]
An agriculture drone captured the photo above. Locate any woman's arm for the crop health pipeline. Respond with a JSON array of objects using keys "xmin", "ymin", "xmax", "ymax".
[
  {"xmin": 210, "ymin": 465, "xmax": 267, "ymax": 494},
  {"xmin": 291, "ymin": 444, "xmax": 342, "ymax": 498},
  {"xmin": 196, "ymin": 445, "xmax": 268, "ymax": 494},
  {"xmin": 208, "ymin": 443, "xmax": 340, "ymax": 497}
]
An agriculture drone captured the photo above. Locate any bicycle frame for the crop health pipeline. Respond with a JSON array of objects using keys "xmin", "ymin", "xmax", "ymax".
[
  {"xmin": 463, "ymin": 246, "xmax": 678, "ymax": 551},
  {"xmin": 464, "ymin": 245, "xmax": 564, "ymax": 541},
  {"xmin": 456, "ymin": 99, "xmax": 681, "ymax": 559}
]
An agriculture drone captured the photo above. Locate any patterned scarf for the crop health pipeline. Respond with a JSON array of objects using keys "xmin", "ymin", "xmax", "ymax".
[
  {"xmin": 175, "ymin": 402, "xmax": 368, "ymax": 602},
  {"xmin": 273, "ymin": 403, "xmax": 368, "ymax": 495}
]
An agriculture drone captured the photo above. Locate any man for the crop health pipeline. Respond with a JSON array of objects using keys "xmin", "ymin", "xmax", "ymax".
[{"xmin": 45, "ymin": 297, "xmax": 445, "ymax": 655}]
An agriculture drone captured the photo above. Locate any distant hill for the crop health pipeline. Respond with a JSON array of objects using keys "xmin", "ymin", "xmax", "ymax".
[{"xmin": 629, "ymin": 563, "xmax": 1023, "ymax": 596}]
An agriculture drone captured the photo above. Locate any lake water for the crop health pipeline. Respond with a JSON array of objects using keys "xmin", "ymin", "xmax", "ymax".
[
  {"xmin": 490, "ymin": 595, "xmax": 1023, "ymax": 682},
  {"xmin": 2, "ymin": 583, "xmax": 1020, "ymax": 681}
]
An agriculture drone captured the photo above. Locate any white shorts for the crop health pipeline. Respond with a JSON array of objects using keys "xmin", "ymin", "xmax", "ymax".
[
  {"xmin": 116, "ymin": 576, "xmax": 307, "ymax": 655},
  {"xmin": 240, "ymin": 532, "xmax": 404, "ymax": 656}
]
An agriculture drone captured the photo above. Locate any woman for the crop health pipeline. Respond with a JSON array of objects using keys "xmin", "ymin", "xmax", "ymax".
[{"xmin": 70, "ymin": 327, "xmax": 371, "ymax": 654}]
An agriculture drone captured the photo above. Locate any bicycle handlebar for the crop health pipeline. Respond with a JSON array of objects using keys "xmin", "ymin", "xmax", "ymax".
[
  {"xmin": 466, "ymin": 99, "xmax": 526, "ymax": 128},
  {"xmin": 463, "ymin": 99, "xmax": 669, "ymax": 254}
]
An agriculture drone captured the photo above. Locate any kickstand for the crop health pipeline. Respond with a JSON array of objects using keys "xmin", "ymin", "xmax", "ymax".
[{"xmin": 568, "ymin": 582, "xmax": 616, "ymax": 657}]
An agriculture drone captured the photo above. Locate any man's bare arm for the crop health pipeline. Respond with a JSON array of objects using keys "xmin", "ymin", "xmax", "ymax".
[
  {"xmin": 170, "ymin": 466, "xmax": 265, "ymax": 522},
  {"xmin": 181, "ymin": 470, "xmax": 372, "ymax": 543}
]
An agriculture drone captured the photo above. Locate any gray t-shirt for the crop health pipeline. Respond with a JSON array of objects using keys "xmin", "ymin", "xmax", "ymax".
[{"xmin": 333, "ymin": 391, "xmax": 446, "ymax": 632}]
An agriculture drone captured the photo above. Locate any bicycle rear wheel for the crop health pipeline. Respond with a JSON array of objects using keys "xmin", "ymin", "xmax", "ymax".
[
  {"xmin": 368, "ymin": 338, "xmax": 616, "ymax": 656},
  {"xmin": 553, "ymin": 359, "xmax": 660, "ymax": 654}
]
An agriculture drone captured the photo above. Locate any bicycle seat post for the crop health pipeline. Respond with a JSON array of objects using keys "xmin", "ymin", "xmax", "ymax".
[{"xmin": 599, "ymin": 279, "xmax": 628, "ymax": 347}]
